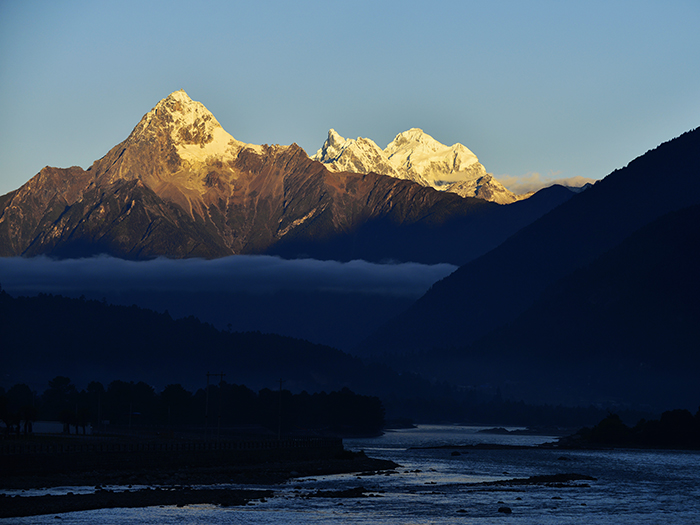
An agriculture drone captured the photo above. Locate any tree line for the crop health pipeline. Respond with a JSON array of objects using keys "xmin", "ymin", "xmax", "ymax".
[
  {"xmin": 569, "ymin": 409, "xmax": 700, "ymax": 449},
  {"xmin": 0, "ymin": 376, "xmax": 385, "ymax": 438},
  {"xmin": 1, "ymin": 288, "xmax": 658, "ymax": 430}
]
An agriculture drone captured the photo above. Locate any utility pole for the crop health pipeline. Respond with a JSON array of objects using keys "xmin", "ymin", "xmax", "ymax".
[
  {"xmin": 205, "ymin": 372, "xmax": 210, "ymax": 439},
  {"xmin": 205, "ymin": 372, "xmax": 225, "ymax": 440},
  {"xmin": 217, "ymin": 372, "xmax": 225, "ymax": 441},
  {"xmin": 277, "ymin": 378, "xmax": 284, "ymax": 441}
]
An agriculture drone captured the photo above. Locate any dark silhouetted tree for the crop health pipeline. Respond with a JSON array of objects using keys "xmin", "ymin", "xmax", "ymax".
[
  {"xmin": 86, "ymin": 381, "xmax": 105, "ymax": 429},
  {"xmin": 159, "ymin": 384, "xmax": 193, "ymax": 426},
  {"xmin": 6, "ymin": 384, "xmax": 36, "ymax": 436},
  {"xmin": 59, "ymin": 409, "xmax": 75, "ymax": 434},
  {"xmin": 589, "ymin": 413, "xmax": 632, "ymax": 444},
  {"xmin": 42, "ymin": 376, "xmax": 76, "ymax": 421}
]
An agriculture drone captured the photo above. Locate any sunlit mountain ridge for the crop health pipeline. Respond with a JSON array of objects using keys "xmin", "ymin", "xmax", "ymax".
[
  {"xmin": 0, "ymin": 91, "xmax": 572, "ymax": 264},
  {"xmin": 312, "ymin": 127, "xmax": 527, "ymax": 204}
]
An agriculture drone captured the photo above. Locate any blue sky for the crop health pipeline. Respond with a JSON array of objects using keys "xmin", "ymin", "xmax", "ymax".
[{"xmin": 1, "ymin": 0, "xmax": 699, "ymax": 196}]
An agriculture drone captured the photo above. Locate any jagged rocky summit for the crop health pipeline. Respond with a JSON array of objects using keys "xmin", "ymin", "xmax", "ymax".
[{"xmin": 311, "ymin": 128, "xmax": 526, "ymax": 204}]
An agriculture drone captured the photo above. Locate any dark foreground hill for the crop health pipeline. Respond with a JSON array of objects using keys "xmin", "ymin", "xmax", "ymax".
[
  {"xmin": 363, "ymin": 127, "xmax": 700, "ymax": 356},
  {"xmin": 0, "ymin": 289, "xmax": 382, "ymax": 395},
  {"xmin": 2, "ymin": 290, "xmax": 626, "ymax": 426},
  {"xmin": 2, "ymin": 290, "xmax": 493, "ymax": 424},
  {"xmin": 394, "ymin": 203, "xmax": 700, "ymax": 410}
]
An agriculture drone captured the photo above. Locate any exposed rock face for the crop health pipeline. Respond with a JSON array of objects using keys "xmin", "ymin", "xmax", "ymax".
[
  {"xmin": 0, "ymin": 90, "xmax": 504, "ymax": 261},
  {"xmin": 448, "ymin": 174, "xmax": 530, "ymax": 204},
  {"xmin": 0, "ymin": 166, "xmax": 93, "ymax": 257},
  {"xmin": 312, "ymin": 128, "xmax": 524, "ymax": 204}
]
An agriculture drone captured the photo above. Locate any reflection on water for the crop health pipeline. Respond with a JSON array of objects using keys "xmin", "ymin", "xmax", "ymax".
[{"xmin": 4, "ymin": 425, "xmax": 700, "ymax": 524}]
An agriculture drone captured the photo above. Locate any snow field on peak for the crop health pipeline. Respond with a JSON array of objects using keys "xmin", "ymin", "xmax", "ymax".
[
  {"xmin": 311, "ymin": 127, "xmax": 524, "ymax": 204},
  {"xmin": 176, "ymin": 125, "xmax": 241, "ymax": 164},
  {"xmin": 311, "ymin": 129, "xmax": 402, "ymax": 178},
  {"xmin": 153, "ymin": 90, "xmax": 262, "ymax": 162},
  {"xmin": 384, "ymin": 129, "xmax": 480, "ymax": 176}
]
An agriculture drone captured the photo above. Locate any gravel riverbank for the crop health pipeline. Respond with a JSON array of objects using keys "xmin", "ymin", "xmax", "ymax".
[{"xmin": 0, "ymin": 454, "xmax": 398, "ymax": 518}]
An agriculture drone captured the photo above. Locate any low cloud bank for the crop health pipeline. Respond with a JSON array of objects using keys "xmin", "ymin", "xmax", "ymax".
[
  {"xmin": 498, "ymin": 173, "xmax": 596, "ymax": 195},
  {"xmin": 0, "ymin": 255, "xmax": 457, "ymax": 298}
]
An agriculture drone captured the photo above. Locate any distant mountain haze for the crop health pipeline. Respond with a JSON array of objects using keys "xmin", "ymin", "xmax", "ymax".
[{"xmin": 0, "ymin": 91, "xmax": 573, "ymax": 264}]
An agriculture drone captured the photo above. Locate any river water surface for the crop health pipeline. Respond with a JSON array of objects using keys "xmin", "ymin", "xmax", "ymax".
[{"xmin": 4, "ymin": 425, "xmax": 700, "ymax": 524}]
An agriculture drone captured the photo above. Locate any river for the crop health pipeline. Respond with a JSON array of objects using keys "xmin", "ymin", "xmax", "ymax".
[{"xmin": 3, "ymin": 424, "xmax": 700, "ymax": 523}]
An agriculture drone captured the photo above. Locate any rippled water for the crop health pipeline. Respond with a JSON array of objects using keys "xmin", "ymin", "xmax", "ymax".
[{"xmin": 4, "ymin": 425, "xmax": 700, "ymax": 524}]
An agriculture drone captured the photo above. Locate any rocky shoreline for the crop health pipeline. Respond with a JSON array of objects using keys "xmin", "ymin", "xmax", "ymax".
[
  {"xmin": 0, "ymin": 454, "xmax": 398, "ymax": 518},
  {"xmin": 0, "ymin": 486, "xmax": 273, "ymax": 518}
]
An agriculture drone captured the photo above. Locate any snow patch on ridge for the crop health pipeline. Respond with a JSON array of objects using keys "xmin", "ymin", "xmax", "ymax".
[{"xmin": 278, "ymin": 207, "xmax": 319, "ymax": 237}]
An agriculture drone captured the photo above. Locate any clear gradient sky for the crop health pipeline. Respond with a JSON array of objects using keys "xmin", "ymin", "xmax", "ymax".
[{"xmin": 1, "ymin": 0, "xmax": 699, "ymax": 197}]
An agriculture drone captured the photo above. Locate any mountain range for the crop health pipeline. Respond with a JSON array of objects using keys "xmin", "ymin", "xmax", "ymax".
[
  {"xmin": 0, "ymin": 90, "xmax": 573, "ymax": 265},
  {"xmin": 1, "ymin": 89, "xmax": 698, "ymax": 414}
]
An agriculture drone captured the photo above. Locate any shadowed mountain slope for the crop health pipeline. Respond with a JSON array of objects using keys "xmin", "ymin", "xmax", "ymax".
[
  {"xmin": 266, "ymin": 184, "xmax": 575, "ymax": 264},
  {"xmin": 397, "ymin": 204, "xmax": 700, "ymax": 410}
]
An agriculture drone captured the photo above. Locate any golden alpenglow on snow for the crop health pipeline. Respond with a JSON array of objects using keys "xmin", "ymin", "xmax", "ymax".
[{"xmin": 312, "ymin": 128, "xmax": 527, "ymax": 204}]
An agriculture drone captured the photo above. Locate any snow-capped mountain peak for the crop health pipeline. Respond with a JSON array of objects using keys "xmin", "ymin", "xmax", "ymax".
[
  {"xmin": 312, "ymin": 127, "xmax": 522, "ymax": 204},
  {"xmin": 311, "ymin": 129, "xmax": 402, "ymax": 178},
  {"xmin": 384, "ymin": 128, "xmax": 481, "ymax": 187},
  {"xmin": 312, "ymin": 129, "xmax": 355, "ymax": 162},
  {"xmin": 130, "ymin": 90, "xmax": 260, "ymax": 165}
]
